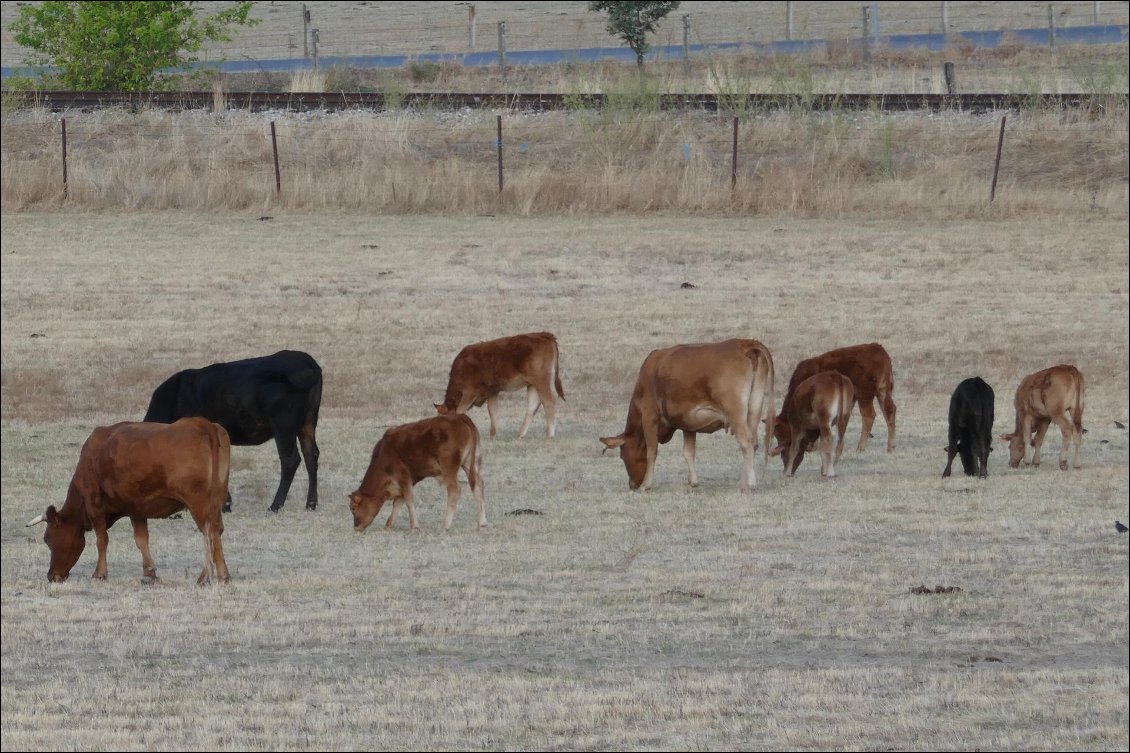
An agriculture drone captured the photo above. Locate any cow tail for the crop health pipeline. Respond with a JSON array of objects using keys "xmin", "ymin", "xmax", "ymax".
[
  {"xmin": 1073, "ymin": 368, "xmax": 1085, "ymax": 435},
  {"xmin": 553, "ymin": 337, "xmax": 566, "ymax": 401},
  {"xmin": 212, "ymin": 424, "xmax": 231, "ymax": 526},
  {"xmin": 761, "ymin": 346, "xmax": 776, "ymax": 463}
]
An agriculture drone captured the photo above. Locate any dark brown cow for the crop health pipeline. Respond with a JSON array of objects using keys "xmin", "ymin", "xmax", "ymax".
[
  {"xmin": 350, "ymin": 414, "xmax": 486, "ymax": 532},
  {"xmin": 1001, "ymin": 364, "xmax": 1085, "ymax": 471},
  {"xmin": 599, "ymin": 339, "xmax": 775, "ymax": 492},
  {"xmin": 771, "ymin": 371, "xmax": 855, "ymax": 477},
  {"xmin": 781, "ymin": 343, "xmax": 896, "ymax": 454},
  {"xmin": 26, "ymin": 417, "xmax": 231, "ymax": 585},
  {"xmin": 435, "ymin": 332, "xmax": 565, "ymax": 439}
]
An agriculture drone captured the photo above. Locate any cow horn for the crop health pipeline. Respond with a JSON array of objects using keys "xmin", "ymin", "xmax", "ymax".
[{"xmin": 25, "ymin": 514, "xmax": 46, "ymax": 527}]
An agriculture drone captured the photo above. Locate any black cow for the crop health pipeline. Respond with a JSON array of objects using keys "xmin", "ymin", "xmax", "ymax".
[
  {"xmin": 943, "ymin": 376, "xmax": 995, "ymax": 479},
  {"xmin": 144, "ymin": 350, "xmax": 322, "ymax": 512}
]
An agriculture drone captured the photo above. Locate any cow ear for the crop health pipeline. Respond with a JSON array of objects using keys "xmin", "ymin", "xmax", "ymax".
[
  {"xmin": 434, "ymin": 403, "xmax": 447, "ymax": 415},
  {"xmin": 45, "ymin": 506, "xmax": 59, "ymax": 525},
  {"xmin": 599, "ymin": 435, "xmax": 626, "ymax": 451},
  {"xmin": 943, "ymin": 445, "xmax": 950, "ymax": 453},
  {"xmin": 769, "ymin": 444, "xmax": 785, "ymax": 457},
  {"xmin": 348, "ymin": 492, "xmax": 361, "ymax": 510}
]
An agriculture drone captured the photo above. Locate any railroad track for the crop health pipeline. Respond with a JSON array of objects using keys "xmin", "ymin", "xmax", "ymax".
[{"xmin": 4, "ymin": 90, "xmax": 1110, "ymax": 113}]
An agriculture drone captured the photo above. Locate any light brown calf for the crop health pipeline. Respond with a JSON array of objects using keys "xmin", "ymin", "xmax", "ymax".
[
  {"xmin": 600, "ymin": 339, "xmax": 775, "ymax": 492},
  {"xmin": 782, "ymin": 343, "xmax": 896, "ymax": 453},
  {"xmin": 772, "ymin": 371, "xmax": 856, "ymax": 477},
  {"xmin": 350, "ymin": 414, "xmax": 486, "ymax": 532},
  {"xmin": 1001, "ymin": 364, "xmax": 1085, "ymax": 471},
  {"xmin": 435, "ymin": 331, "xmax": 565, "ymax": 439},
  {"xmin": 26, "ymin": 417, "xmax": 231, "ymax": 585}
]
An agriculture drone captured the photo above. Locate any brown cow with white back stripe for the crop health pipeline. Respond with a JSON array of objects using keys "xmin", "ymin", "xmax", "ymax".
[
  {"xmin": 1001, "ymin": 364, "xmax": 1084, "ymax": 471},
  {"xmin": 435, "ymin": 332, "xmax": 565, "ymax": 439},
  {"xmin": 600, "ymin": 339, "xmax": 775, "ymax": 492},
  {"xmin": 771, "ymin": 370, "xmax": 855, "ymax": 477}
]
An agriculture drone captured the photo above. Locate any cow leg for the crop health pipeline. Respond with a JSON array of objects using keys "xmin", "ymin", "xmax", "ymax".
[
  {"xmin": 385, "ymin": 500, "xmax": 402, "ymax": 529},
  {"xmin": 682, "ymin": 431, "xmax": 698, "ymax": 489},
  {"xmin": 298, "ymin": 422, "xmax": 320, "ymax": 510},
  {"xmin": 856, "ymin": 399, "xmax": 877, "ymax": 452},
  {"xmin": 91, "ymin": 516, "xmax": 110, "ymax": 580},
  {"xmin": 536, "ymin": 381, "xmax": 557, "ymax": 438},
  {"xmin": 442, "ymin": 474, "xmax": 462, "ymax": 531},
  {"xmin": 820, "ymin": 422, "xmax": 835, "ymax": 477},
  {"xmin": 1050, "ymin": 413, "xmax": 1075, "ymax": 471},
  {"xmin": 268, "ymin": 431, "xmax": 302, "ymax": 512},
  {"xmin": 130, "ymin": 516, "xmax": 158, "ymax": 581},
  {"xmin": 730, "ymin": 424, "xmax": 757, "ymax": 492},
  {"xmin": 1028, "ymin": 418, "xmax": 1048, "ymax": 467},
  {"xmin": 483, "ymin": 396, "xmax": 499, "ymax": 439},
  {"xmin": 942, "ymin": 446, "xmax": 957, "ymax": 478},
  {"xmin": 186, "ymin": 506, "xmax": 228, "ymax": 585},
  {"xmin": 517, "ymin": 386, "xmax": 541, "ymax": 439},
  {"xmin": 880, "ymin": 390, "xmax": 897, "ymax": 452},
  {"xmin": 402, "ymin": 487, "xmax": 420, "ymax": 531}
]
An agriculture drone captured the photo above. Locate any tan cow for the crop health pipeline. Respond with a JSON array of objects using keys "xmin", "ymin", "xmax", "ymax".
[
  {"xmin": 600, "ymin": 339, "xmax": 775, "ymax": 492},
  {"xmin": 781, "ymin": 342, "xmax": 896, "ymax": 454},
  {"xmin": 26, "ymin": 417, "xmax": 231, "ymax": 585},
  {"xmin": 435, "ymin": 331, "xmax": 565, "ymax": 439},
  {"xmin": 349, "ymin": 414, "xmax": 486, "ymax": 532},
  {"xmin": 771, "ymin": 371, "xmax": 855, "ymax": 477},
  {"xmin": 1001, "ymin": 364, "xmax": 1085, "ymax": 471}
]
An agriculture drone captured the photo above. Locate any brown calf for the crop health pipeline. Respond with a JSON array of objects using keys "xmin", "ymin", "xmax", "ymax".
[
  {"xmin": 600, "ymin": 339, "xmax": 775, "ymax": 492},
  {"xmin": 435, "ymin": 331, "xmax": 565, "ymax": 439},
  {"xmin": 782, "ymin": 343, "xmax": 896, "ymax": 454},
  {"xmin": 772, "ymin": 371, "xmax": 855, "ymax": 477},
  {"xmin": 1001, "ymin": 364, "xmax": 1084, "ymax": 471},
  {"xmin": 350, "ymin": 414, "xmax": 486, "ymax": 532},
  {"xmin": 26, "ymin": 417, "xmax": 231, "ymax": 585}
]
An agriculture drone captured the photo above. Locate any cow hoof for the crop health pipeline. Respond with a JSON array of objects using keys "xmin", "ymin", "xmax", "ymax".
[
  {"xmin": 92, "ymin": 573, "xmax": 107, "ymax": 581},
  {"xmin": 306, "ymin": 503, "xmax": 318, "ymax": 511},
  {"xmin": 222, "ymin": 505, "xmax": 232, "ymax": 514},
  {"xmin": 1059, "ymin": 461, "xmax": 1068, "ymax": 471},
  {"xmin": 268, "ymin": 504, "xmax": 282, "ymax": 514}
]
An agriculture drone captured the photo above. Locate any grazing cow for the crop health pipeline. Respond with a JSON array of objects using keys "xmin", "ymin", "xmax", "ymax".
[
  {"xmin": 144, "ymin": 350, "xmax": 322, "ymax": 512},
  {"xmin": 599, "ymin": 339, "xmax": 775, "ymax": 492},
  {"xmin": 943, "ymin": 377, "xmax": 995, "ymax": 479},
  {"xmin": 1001, "ymin": 365, "xmax": 1084, "ymax": 471},
  {"xmin": 771, "ymin": 370, "xmax": 855, "ymax": 477},
  {"xmin": 349, "ymin": 414, "xmax": 486, "ymax": 532},
  {"xmin": 25, "ymin": 417, "xmax": 231, "ymax": 585},
  {"xmin": 435, "ymin": 332, "xmax": 565, "ymax": 439},
  {"xmin": 781, "ymin": 343, "xmax": 897, "ymax": 454}
]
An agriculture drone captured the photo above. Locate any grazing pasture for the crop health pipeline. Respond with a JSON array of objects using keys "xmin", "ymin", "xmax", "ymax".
[{"xmin": 1, "ymin": 212, "xmax": 1127, "ymax": 750}]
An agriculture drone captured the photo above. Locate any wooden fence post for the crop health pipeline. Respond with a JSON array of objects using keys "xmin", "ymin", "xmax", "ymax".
[
  {"xmin": 270, "ymin": 121, "xmax": 281, "ymax": 196},
  {"xmin": 731, "ymin": 117, "xmax": 738, "ymax": 191},
  {"xmin": 990, "ymin": 115, "xmax": 1006, "ymax": 203},
  {"xmin": 61, "ymin": 118, "xmax": 68, "ymax": 200},
  {"xmin": 943, "ymin": 62, "xmax": 957, "ymax": 95},
  {"xmin": 496, "ymin": 114, "xmax": 504, "ymax": 194},
  {"xmin": 498, "ymin": 21, "xmax": 507, "ymax": 82}
]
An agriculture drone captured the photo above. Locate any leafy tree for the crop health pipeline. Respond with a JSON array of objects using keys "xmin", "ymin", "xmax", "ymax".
[
  {"xmin": 10, "ymin": 1, "xmax": 258, "ymax": 91},
  {"xmin": 588, "ymin": 1, "xmax": 680, "ymax": 73}
]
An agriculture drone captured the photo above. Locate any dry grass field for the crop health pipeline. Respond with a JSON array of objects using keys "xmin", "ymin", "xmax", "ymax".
[{"xmin": 1, "ymin": 211, "xmax": 1127, "ymax": 750}]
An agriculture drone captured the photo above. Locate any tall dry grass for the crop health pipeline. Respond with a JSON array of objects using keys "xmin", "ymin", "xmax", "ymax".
[{"xmin": 1, "ymin": 103, "xmax": 1126, "ymax": 217}]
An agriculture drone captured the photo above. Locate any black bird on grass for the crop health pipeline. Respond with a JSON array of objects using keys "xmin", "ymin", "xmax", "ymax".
[{"xmin": 1116, "ymin": 521, "xmax": 1129, "ymax": 534}]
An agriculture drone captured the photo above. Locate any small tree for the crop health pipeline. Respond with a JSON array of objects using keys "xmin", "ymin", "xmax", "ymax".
[
  {"xmin": 588, "ymin": 1, "xmax": 680, "ymax": 73},
  {"xmin": 11, "ymin": 1, "xmax": 259, "ymax": 91}
]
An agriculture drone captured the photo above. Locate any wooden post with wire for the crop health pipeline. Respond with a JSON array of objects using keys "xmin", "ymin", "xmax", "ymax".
[
  {"xmin": 270, "ymin": 121, "xmax": 281, "ymax": 196},
  {"xmin": 990, "ymin": 115, "xmax": 1006, "ymax": 203},
  {"xmin": 61, "ymin": 118, "xmax": 68, "ymax": 200},
  {"xmin": 731, "ymin": 117, "xmax": 739, "ymax": 192},
  {"xmin": 496, "ymin": 115, "xmax": 504, "ymax": 194}
]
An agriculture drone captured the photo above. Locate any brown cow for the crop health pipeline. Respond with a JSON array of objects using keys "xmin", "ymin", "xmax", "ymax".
[
  {"xmin": 771, "ymin": 370, "xmax": 855, "ymax": 477},
  {"xmin": 25, "ymin": 417, "xmax": 231, "ymax": 585},
  {"xmin": 1001, "ymin": 364, "xmax": 1084, "ymax": 471},
  {"xmin": 435, "ymin": 331, "xmax": 565, "ymax": 439},
  {"xmin": 350, "ymin": 414, "xmax": 486, "ymax": 532},
  {"xmin": 599, "ymin": 339, "xmax": 775, "ymax": 492},
  {"xmin": 781, "ymin": 343, "xmax": 896, "ymax": 454}
]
